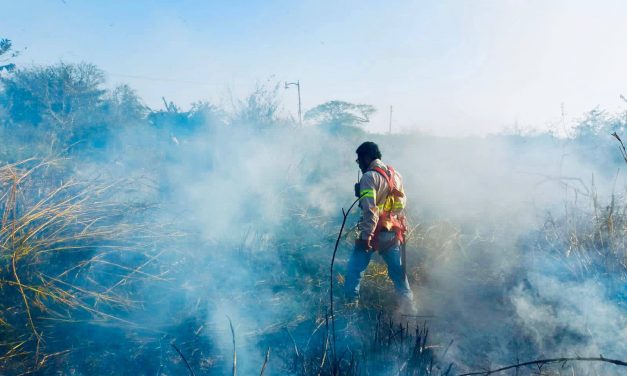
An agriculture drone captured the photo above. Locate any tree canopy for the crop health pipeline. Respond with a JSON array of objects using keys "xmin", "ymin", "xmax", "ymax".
[
  {"xmin": 0, "ymin": 38, "xmax": 18, "ymax": 74},
  {"xmin": 304, "ymin": 100, "xmax": 375, "ymax": 127},
  {"xmin": 0, "ymin": 62, "xmax": 146, "ymax": 150}
]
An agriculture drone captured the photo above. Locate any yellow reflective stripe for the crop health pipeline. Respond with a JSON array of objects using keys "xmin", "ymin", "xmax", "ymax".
[
  {"xmin": 393, "ymin": 201, "xmax": 404, "ymax": 209},
  {"xmin": 375, "ymin": 197, "xmax": 389, "ymax": 211},
  {"xmin": 360, "ymin": 188, "xmax": 375, "ymax": 198}
]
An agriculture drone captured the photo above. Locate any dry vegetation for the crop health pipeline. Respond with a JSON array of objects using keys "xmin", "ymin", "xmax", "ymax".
[
  {"xmin": 0, "ymin": 58, "xmax": 625, "ymax": 374},
  {"xmin": 1, "ymin": 155, "xmax": 625, "ymax": 375},
  {"xmin": 0, "ymin": 159, "xmax": 159, "ymax": 373}
]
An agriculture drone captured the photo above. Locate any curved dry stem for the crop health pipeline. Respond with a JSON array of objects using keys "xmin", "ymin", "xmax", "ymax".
[{"xmin": 458, "ymin": 356, "xmax": 627, "ymax": 376}]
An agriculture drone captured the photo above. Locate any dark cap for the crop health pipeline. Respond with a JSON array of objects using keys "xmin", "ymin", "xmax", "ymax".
[{"xmin": 356, "ymin": 141, "xmax": 382, "ymax": 160}]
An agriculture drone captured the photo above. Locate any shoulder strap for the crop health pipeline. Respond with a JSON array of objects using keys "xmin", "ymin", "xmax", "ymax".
[
  {"xmin": 387, "ymin": 166, "xmax": 396, "ymax": 189},
  {"xmin": 370, "ymin": 166, "xmax": 396, "ymax": 190}
]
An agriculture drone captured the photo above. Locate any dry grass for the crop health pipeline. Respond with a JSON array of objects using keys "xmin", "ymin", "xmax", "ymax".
[
  {"xmin": 289, "ymin": 311, "xmax": 444, "ymax": 376},
  {"xmin": 540, "ymin": 181, "xmax": 627, "ymax": 282},
  {"xmin": 0, "ymin": 159, "xmax": 161, "ymax": 372}
]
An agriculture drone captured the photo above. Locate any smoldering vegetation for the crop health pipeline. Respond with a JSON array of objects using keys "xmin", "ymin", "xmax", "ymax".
[{"xmin": 0, "ymin": 61, "xmax": 626, "ymax": 375}]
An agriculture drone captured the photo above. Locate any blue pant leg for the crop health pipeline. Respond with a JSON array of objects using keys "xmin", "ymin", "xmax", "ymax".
[
  {"xmin": 379, "ymin": 239, "xmax": 414, "ymax": 302},
  {"xmin": 344, "ymin": 244, "xmax": 374, "ymax": 300}
]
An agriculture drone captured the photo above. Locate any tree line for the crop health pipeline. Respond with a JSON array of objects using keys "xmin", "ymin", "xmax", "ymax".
[{"xmin": 0, "ymin": 38, "xmax": 380, "ymax": 156}]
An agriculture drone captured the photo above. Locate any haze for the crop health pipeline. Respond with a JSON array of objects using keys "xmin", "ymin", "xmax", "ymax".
[{"xmin": 6, "ymin": 0, "xmax": 627, "ymax": 135}]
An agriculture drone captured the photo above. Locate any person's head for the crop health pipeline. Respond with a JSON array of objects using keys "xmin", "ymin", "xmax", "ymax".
[{"xmin": 355, "ymin": 141, "xmax": 382, "ymax": 173}]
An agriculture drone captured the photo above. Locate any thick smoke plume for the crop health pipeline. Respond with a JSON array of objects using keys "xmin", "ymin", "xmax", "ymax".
[{"xmin": 0, "ymin": 62, "xmax": 625, "ymax": 375}]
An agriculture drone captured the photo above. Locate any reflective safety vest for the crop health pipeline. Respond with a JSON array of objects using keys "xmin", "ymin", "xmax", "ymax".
[{"xmin": 370, "ymin": 165, "xmax": 407, "ymax": 250}]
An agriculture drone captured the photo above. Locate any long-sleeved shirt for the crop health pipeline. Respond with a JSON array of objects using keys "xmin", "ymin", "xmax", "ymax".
[{"xmin": 357, "ymin": 159, "xmax": 406, "ymax": 240}]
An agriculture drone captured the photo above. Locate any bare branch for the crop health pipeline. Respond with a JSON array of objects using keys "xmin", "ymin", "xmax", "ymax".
[
  {"xmin": 259, "ymin": 347, "xmax": 270, "ymax": 376},
  {"xmin": 227, "ymin": 315, "xmax": 237, "ymax": 376},
  {"xmin": 457, "ymin": 356, "xmax": 627, "ymax": 376},
  {"xmin": 329, "ymin": 193, "xmax": 365, "ymax": 366},
  {"xmin": 170, "ymin": 342, "xmax": 195, "ymax": 376}
]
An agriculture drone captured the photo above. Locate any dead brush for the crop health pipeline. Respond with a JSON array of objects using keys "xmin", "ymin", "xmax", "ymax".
[
  {"xmin": 541, "ymin": 178, "xmax": 627, "ymax": 282},
  {"xmin": 292, "ymin": 311, "xmax": 447, "ymax": 376},
  {"xmin": 0, "ymin": 159, "xmax": 161, "ymax": 372}
]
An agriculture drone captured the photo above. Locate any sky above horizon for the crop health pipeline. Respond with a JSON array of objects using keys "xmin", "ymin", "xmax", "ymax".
[{"xmin": 5, "ymin": 0, "xmax": 627, "ymax": 135}]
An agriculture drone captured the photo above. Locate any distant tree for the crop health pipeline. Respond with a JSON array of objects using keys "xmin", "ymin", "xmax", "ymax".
[
  {"xmin": 232, "ymin": 83, "xmax": 283, "ymax": 128},
  {"xmin": 304, "ymin": 100, "xmax": 376, "ymax": 128},
  {"xmin": 188, "ymin": 101, "xmax": 224, "ymax": 128},
  {"xmin": 0, "ymin": 38, "xmax": 19, "ymax": 74},
  {"xmin": 148, "ymin": 97, "xmax": 192, "ymax": 135},
  {"xmin": 1, "ymin": 62, "xmax": 106, "ymax": 125},
  {"xmin": 0, "ymin": 62, "xmax": 108, "ymax": 147},
  {"xmin": 573, "ymin": 108, "xmax": 609, "ymax": 139},
  {"xmin": 148, "ymin": 100, "xmax": 224, "ymax": 140},
  {"xmin": 104, "ymin": 84, "xmax": 148, "ymax": 124}
]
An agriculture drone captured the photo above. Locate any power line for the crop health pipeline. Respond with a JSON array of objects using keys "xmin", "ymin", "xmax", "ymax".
[{"xmin": 108, "ymin": 73, "xmax": 250, "ymax": 87}]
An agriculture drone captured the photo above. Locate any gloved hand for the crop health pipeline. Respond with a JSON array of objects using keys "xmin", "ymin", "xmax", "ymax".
[
  {"xmin": 354, "ymin": 183, "xmax": 361, "ymax": 198},
  {"xmin": 355, "ymin": 236, "xmax": 373, "ymax": 252}
]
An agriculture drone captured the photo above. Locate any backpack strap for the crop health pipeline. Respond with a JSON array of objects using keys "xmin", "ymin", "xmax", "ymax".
[
  {"xmin": 368, "ymin": 165, "xmax": 406, "ymax": 250},
  {"xmin": 371, "ymin": 166, "xmax": 395, "ymax": 192}
]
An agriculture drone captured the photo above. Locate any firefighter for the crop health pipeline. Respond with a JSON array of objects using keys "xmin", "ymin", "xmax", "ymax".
[{"xmin": 344, "ymin": 141, "xmax": 415, "ymax": 312}]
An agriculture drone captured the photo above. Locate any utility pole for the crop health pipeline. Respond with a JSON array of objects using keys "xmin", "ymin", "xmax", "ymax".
[
  {"xmin": 620, "ymin": 94, "xmax": 627, "ymax": 125},
  {"xmin": 560, "ymin": 102, "xmax": 565, "ymax": 124},
  {"xmin": 560, "ymin": 102, "xmax": 565, "ymax": 136},
  {"xmin": 389, "ymin": 105, "xmax": 393, "ymax": 134},
  {"xmin": 285, "ymin": 80, "xmax": 302, "ymax": 126}
]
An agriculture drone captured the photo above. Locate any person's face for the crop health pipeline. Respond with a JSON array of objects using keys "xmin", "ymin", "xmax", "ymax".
[{"xmin": 356, "ymin": 155, "xmax": 372, "ymax": 173}]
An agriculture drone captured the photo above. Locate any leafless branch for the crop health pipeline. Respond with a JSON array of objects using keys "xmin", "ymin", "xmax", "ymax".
[
  {"xmin": 227, "ymin": 316, "xmax": 237, "ymax": 376},
  {"xmin": 259, "ymin": 347, "xmax": 270, "ymax": 376},
  {"xmin": 170, "ymin": 342, "xmax": 195, "ymax": 376},
  {"xmin": 457, "ymin": 356, "xmax": 627, "ymax": 376},
  {"xmin": 611, "ymin": 132, "xmax": 627, "ymax": 165},
  {"xmin": 329, "ymin": 193, "xmax": 364, "ymax": 366}
]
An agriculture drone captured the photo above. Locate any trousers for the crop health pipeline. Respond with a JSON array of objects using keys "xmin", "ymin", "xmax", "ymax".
[{"xmin": 344, "ymin": 232, "xmax": 414, "ymax": 304}]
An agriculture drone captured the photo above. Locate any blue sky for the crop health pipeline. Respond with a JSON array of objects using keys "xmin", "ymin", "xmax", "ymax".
[{"xmin": 5, "ymin": 0, "xmax": 627, "ymax": 135}]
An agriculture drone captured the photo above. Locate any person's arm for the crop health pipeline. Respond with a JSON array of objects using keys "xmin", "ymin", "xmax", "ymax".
[{"xmin": 357, "ymin": 173, "xmax": 379, "ymax": 244}]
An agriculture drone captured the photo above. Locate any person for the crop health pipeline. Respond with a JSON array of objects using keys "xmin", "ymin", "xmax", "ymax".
[{"xmin": 344, "ymin": 141, "xmax": 415, "ymax": 312}]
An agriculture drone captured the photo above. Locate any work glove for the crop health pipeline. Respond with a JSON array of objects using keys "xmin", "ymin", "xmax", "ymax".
[
  {"xmin": 354, "ymin": 183, "xmax": 361, "ymax": 198},
  {"xmin": 355, "ymin": 236, "xmax": 373, "ymax": 252}
]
